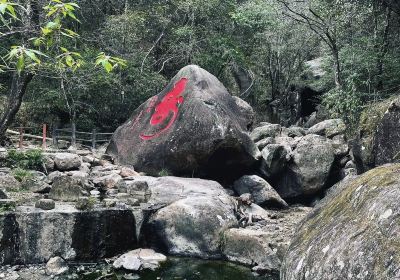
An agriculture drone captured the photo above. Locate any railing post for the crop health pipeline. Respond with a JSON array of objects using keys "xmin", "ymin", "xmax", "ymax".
[
  {"xmin": 19, "ymin": 127, "xmax": 24, "ymax": 149},
  {"xmin": 71, "ymin": 122, "xmax": 76, "ymax": 147},
  {"xmin": 91, "ymin": 129, "xmax": 96, "ymax": 150},
  {"xmin": 42, "ymin": 124, "xmax": 47, "ymax": 150},
  {"xmin": 52, "ymin": 125, "xmax": 58, "ymax": 148}
]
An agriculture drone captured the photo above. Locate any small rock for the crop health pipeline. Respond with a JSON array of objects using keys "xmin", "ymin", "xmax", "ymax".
[
  {"xmin": 103, "ymin": 198, "xmax": 118, "ymax": 207},
  {"xmin": 120, "ymin": 166, "xmax": 139, "ymax": 178},
  {"xmin": 113, "ymin": 249, "xmax": 167, "ymax": 271},
  {"xmin": 287, "ymin": 126, "xmax": 306, "ymax": 137},
  {"xmin": 35, "ymin": 199, "xmax": 55, "ymax": 210},
  {"xmin": 46, "ymin": 256, "xmax": 68, "ymax": 275},
  {"xmin": 75, "ymin": 197, "xmax": 96, "ymax": 210}
]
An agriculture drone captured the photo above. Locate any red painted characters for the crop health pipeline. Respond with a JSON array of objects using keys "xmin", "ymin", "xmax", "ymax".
[{"xmin": 138, "ymin": 77, "xmax": 188, "ymax": 140}]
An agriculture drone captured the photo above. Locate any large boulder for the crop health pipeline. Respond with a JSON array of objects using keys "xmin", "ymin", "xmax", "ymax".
[
  {"xmin": 233, "ymin": 175, "xmax": 288, "ymax": 208},
  {"xmin": 49, "ymin": 174, "xmax": 87, "ymax": 201},
  {"xmin": 274, "ymin": 134, "xmax": 335, "ymax": 199},
  {"xmin": 353, "ymin": 97, "xmax": 400, "ymax": 172},
  {"xmin": 260, "ymin": 144, "xmax": 291, "ymax": 178},
  {"xmin": 281, "ymin": 164, "xmax": 400, "ymax": 280},
  {"xmin": 107, "ymin": 65, "xmax": 258, "ymax": 180},
  {"xmin": 53, "ymin": 153, "xmax": 81, "ymax": 171},
  {"xmin": 307, "ymin": 119, "xmax": 346, "ymax": 138},
  {"xmin": 139, "ymin": 176, "xmax": 237, "ymax": 258},
  {"xmin": 232, "ymin": 96, "xmax": 255, "ymax": 129}
]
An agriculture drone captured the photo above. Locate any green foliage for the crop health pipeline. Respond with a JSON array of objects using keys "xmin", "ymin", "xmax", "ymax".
[
  {"xmin": 6, "ymin": 149, "xmax": 44, "ymax": 170},
  {"xmin": 11, "ymin": 167, "xmax": 33, "ymax": 183},
  {"xmin": 157, "ymin": 168, "xmax": 170, "ymax": 177}
]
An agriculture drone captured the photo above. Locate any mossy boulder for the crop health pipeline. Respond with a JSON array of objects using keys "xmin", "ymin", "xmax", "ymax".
[
  {"xmin": 281, "ymin": 164, "xmax": 400, "ymax": 280},
  {"xmin": 353, "ymin": 96, "xmax": 400, "ymax": 172}
]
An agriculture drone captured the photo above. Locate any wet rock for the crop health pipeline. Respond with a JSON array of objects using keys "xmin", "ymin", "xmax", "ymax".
[
  {"xmin": 113, "ymin": 249, "xmax": 167, "ymax": 271},
  {"xmin": 53, "ymin": 153, "xmax": 81, "ymax": 171},
  {"xmin": 233, "ymin": 175, "xmax": 288, "ymax": 208},
  {"xmin": 107, "ymin": 65, "xmax": 258, "ymax": 180},
  {"xmin": 45, "ymin": 257, "xmax": 68, "ymax": 275},
  {"xmin": 35, "ymin": 199, "xmax": 55, "ymax": 210},
  {"xmin": 281, "ymin": 164, "xmax": 400, "ymax": 280}
]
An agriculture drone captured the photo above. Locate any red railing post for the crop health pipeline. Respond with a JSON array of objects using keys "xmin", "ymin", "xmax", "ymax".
[{"xmin": 42, "ymin": 124, "xmax": 47, "ymax": 150}]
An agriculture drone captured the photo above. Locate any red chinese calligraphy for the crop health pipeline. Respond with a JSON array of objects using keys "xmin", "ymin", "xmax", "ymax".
[{"xmin": 139, "ymin": 78, "xmax": 188, "ymax": 140}]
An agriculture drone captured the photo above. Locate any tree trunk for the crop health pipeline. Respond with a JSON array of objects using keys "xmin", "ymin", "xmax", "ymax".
[
  {"xmin": 332, "ymin": 46, "xmax": 342, "ymax": 89},
  {"xmin": 0, "ymin": 72, "xmax": 34, "ymax": 140}
]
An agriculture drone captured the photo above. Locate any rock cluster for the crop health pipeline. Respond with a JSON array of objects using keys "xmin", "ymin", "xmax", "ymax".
[{"xmin": 252, "ymin": 119, "xmax": 354, "ymax": 200}]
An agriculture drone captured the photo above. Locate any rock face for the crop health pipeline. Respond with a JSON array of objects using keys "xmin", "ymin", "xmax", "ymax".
[
  {"xmin": 353, "ymin": 97, "xmax": 400, "ymax": 172},
  {"xmin": 0, "ymin": 205, "xmax": 137, "ymax": 265},
  {"xmin": 232, "ymin": 175, "xmax": 288, "ymax": 208},
  {"xmin": 138, "ymin": 176, "xmax": 237, "ymax": 258},
  {"xmin": 107, "ymin": 65, "xmax": 258, "ymax": 180},
  {"xmin": 281, "ymin": 164, "xmax": 400, "ymax": 280},
  {"xmin": 275, "ymin": 134, "xmax": 335, "ymax": 199}
]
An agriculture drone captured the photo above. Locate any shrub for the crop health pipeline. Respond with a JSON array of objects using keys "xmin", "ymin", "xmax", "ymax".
[
  {"xmin": 11, "ymin": 168, "xmax": 33, "ymax": 184},
  {"xmin": 6, "ymin": 149, "xmax": 44, "ymax": 170}
]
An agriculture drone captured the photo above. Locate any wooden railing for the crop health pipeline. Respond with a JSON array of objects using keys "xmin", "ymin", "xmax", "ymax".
[
  {"xmin": 7, "ymin": 124, "xmax": 113, "ymax": 150},
  {"xmin": 53, "ymin": 125, "xmax": 113, "ymax": 149}
]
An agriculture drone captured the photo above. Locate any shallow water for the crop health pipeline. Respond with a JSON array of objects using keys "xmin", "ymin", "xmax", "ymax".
[{"xmin": 68, "ymin": 257, "xmax": 277, "ymax": 280}]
